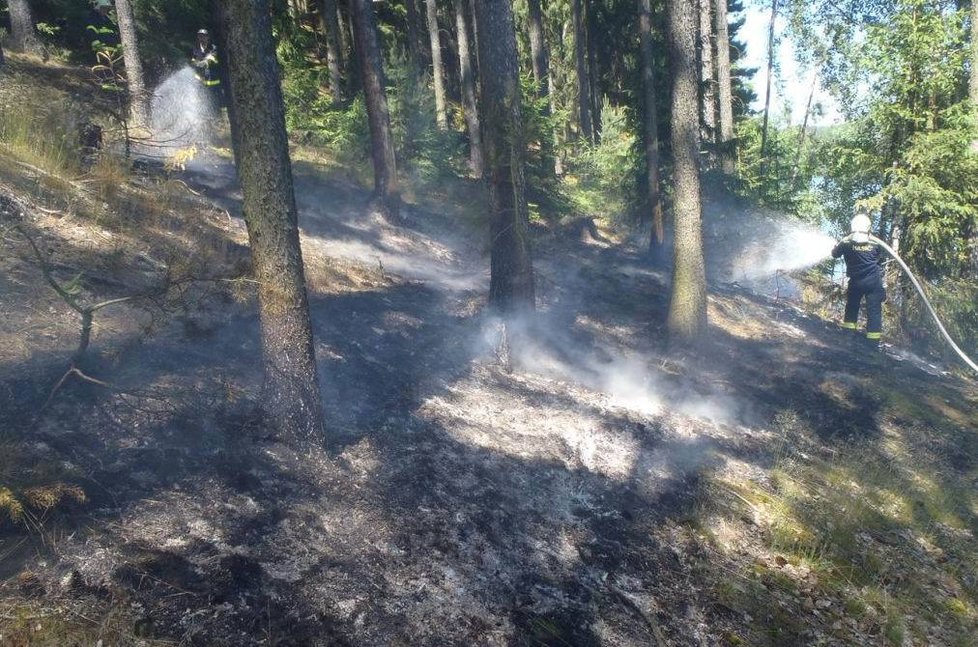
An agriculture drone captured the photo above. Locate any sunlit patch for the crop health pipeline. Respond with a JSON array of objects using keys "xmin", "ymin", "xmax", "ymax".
[{"xmin": 420, "ymin": 372, "xmax": 641, "ymax": 481}]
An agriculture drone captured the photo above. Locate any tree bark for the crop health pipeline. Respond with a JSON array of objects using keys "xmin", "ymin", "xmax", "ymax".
[
  {"xmin": 113, "ymin": 0, "xmax": 149, "ymax": 126},
  {"xmin": 453, "ymin": 0, "xmax": 483, "ymax": 176},
  {"xmin": 425, "ymin": 0, "xmax": 448, "ymax": 129},
  {"xmin": 350, "ymin": 0, "xmax": 400, "ymax": 218},
  {"xmin": 714, "ymin": 0, "xmax": 735, "ymax": 174},
  {"xmin": 317, "ymin": 0, "xmax": 344, "ymax": 100},
  {"xmin": 8, "ymin": 0, "xmax": 42, "ymax": 53},
  {"xmin": 666, "ymin": 0, "xmax": 708, "ymax": 341},
  {"xmin": 971, "ymin": 0, "xmax": 978, "ymax": 112},
  {"xmin": 698, "ymin": 0, "xmax": 716, "ymax": 160},
  {"xmin": 222, "ymin": 0, "xmax": 325, "ymax": 444},
  {"xmin": 526, "ymin": 0, "xmax": 550, "ymax": 101},
  {"xmin": 638, "ymin": 0, "xmax": 664, "ymax": 257},
  {"xmin": 572, "ymin": 0, "xmax": 593, "ymax": 143},
  {"xmin": 759, "ymin": 0, "xmax": 777, "ymax": 163},
  {"xmin": 473, "ymin": 0, "xmax": 535, "ymax": 313},
  {"xmin": 405, "ymin": 0, "xmax": 428, "ymax": 70},
  {"xmin": 586, "ymin": 3, "xmax": 601, "ymax": 141}
]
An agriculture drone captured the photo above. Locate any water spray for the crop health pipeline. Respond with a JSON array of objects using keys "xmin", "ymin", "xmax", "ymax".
[{"xmin": 865, "ymin": 234, "xmax": 978, "ymax": 374}]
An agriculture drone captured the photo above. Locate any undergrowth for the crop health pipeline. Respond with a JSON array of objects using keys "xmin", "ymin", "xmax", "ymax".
[{"xmin": 703, "ymin": 403, "xmax": 978, "ymax": 646}]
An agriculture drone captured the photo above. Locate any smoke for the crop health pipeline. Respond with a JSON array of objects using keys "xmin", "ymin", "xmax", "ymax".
[
  {"xmin": 480, "ymin": 310, "xmax": 744, "ymax": 428},
  {"xmin": 136, "ymin": 67, "xmax": 216, "ymax": 160}
]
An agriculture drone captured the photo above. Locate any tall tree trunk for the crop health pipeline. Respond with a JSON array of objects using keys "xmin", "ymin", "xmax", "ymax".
[
  {"xmin": 405, "ymin": 0, "xmax": 428, "ymax": 70},
  {"xmin": 338, "ymin": 0, "xmax": 360, "ymax": 96},
  {"xmin": 586, "ymin": 4, "xmax": 601, "ymax": 141},
  {"xmin": 113, "ymin": 0, "xmax": 149, "ymax": 126},
  {"xmin": 425, "ymin": 0, "xmax": 448, "ymax": 129},
  {"xmin": 759, "ymin": 0, "xmax": 777, "ymax": 163},
  {"xmin": 317, "ymin": 0, "xmax": 344, "ymax": 100},
  {"xmin": 222, "ymin": 0, "xmax": 325, "ymax": 444},
  {"xmin": 473, "ymin": 0, "xmax": 535, "ymax": 313},
  {"xmin": 526, "ymin": 0, "xmax": 550, "ymax": 100},
  {"xmin": 8, "ymin": 0, "xmax": 41, "ymax": 53},
  {"xmin": 638, "ymin": 0, "xmax": 664, "ymax": 258},
  {"xmin": 971, "ymin": 0, "xmax": 978, "ymax": 107},
  {"xmin": 698, "ymin": 0, "xmax": 716, "ymax": 162},
  {"xmin": 350, "ymin": 0, "xmax": 400, "ymax": 218},
  {"xmin": 453, "ymin": 0, "xmax": 483, "ymax": 176},
  {"xmin": 666, "ymin": 0, "xmax": 708, "ymax": 341},
  {"xmin": 714, "ymin": 0, "xmax": 735, "ymax": 174},
  {"xmin": 572, "ymin": 0, "xmax": 593, "ymax": 143},
  {"xmin": 0, "ymin": 42, "xmax": 5, "ymax": 68}
]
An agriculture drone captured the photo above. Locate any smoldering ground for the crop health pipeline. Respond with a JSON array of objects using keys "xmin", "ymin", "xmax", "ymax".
[{"xmin": 2, "ymin": 152, "xmax": 899, "ymax": 646}]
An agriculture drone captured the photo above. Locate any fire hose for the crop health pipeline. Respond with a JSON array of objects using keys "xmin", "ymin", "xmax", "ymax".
[{"xmin": 867, "ymin": 234, "xmax": 978, "ymax": 374}]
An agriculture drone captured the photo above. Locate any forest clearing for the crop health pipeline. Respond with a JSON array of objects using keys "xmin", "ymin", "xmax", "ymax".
[{"xmin": 1, "ymin": 0, "xmax": 978, "ymax": 645}]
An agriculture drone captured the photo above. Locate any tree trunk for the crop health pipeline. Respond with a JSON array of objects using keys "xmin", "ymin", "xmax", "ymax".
[
  {"xmin": 572, "ymin": 0, "xmax": 593, "ymax": 143},
  {"xmin": 338, "ymin": 0, "xmax": 360, "ymax": 95},
  {"xmin": 317, "ymin": 0, "xmax": 344, "ymax": 100},
  {"xmin": 405, "ymin": 0, "xmax": 428, "ymax": 70},
  {"xmin": 638, "ymin": 0, "xmax": 664, "ymax": 258},
  {"xmin": 698, "ymin": 0, "xmax": 716, "ymax": 162},
  {"xmin": 222, "ymin": 0, "xmax": 325, "ymax": 444},
  {"xmin": 666, "ymin": 0, "xmax": 708, "ymax": 341},
  {"xmin": 453, "ymin": 0, "xmax": 483, "ymax": 176},
  {"xmin": 0, "ymin": 42, "xmax": 5, "ymax": 67},
  {"xmin": 473, "ymin": 0, "xmax": 535, "ymax": 313},
  {"xmin": 759, "ymin": 0, "xmax": 777, "ymax": 163},
  {"xmin": 714, "ymin": 0, "xmax": 734, "ymax": 174},
  {"xmin": 526, "ymin": 0, "xmax": 550, "ymax": 101},
  {"xmin": 586, "ymin": 4, "xmax": 601, "ymax": 141},
  {"xmin": 425, "ymin": 0, "xmax": 448, "ymax": 129},
  {"xmin": 8, "ymin": 0, "xmax": 42, "ymax": 53},
  {"xmin": 971, "ymin": 0, "xmax": 978, "ymax": 108},
  {"xmin": 113, "ymin": 0, "xmax": 149, "ymax": 126},
  {"xmin": 350, "ymin": 0, "xmax": 400, "ymax": 217}
]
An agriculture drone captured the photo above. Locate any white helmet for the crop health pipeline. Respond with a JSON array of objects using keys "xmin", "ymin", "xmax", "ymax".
[
  {"xmin": 849, "ymin": 213, "xmax": 871, "ymax": 243},
  {"xmin": 850, "ymin": 213, "xmax": 871, "ymax": 234}
]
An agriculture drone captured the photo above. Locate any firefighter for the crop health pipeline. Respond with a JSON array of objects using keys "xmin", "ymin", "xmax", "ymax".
[
  {"xmin": 190, "ymin": 29, "xmax": 223, "ymax": 110},
  {"xmin": 832, "ymin": 210, "xmax": 885, "ymax": 348}
]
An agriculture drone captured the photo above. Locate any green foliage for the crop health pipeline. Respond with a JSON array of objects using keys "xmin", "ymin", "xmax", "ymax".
[
  {"xmin": 566, "ymin": 100, "xmax": 639, "ymax": 222},
  {"xmin": 385, "ymin": 53, "xmax": 466, "ymax": 184}
]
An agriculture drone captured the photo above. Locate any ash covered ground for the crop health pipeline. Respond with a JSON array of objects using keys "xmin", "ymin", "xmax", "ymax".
[{"xmin": 1, "ymin": 155, "xmax": 976, "ymax": 646}]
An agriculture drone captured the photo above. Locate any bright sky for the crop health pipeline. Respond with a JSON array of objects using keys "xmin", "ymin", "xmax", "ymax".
[{"xmin": 738, "ymin": 3, "xmax": 844, "ymax": 127}]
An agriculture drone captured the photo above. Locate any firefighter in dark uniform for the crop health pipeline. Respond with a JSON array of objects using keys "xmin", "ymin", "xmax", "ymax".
[
  {"xmin": 832, "ymin": 211, "xmax": 885, "ymax": 347},
  {"xmin": 190, "ymin": 29, "xmax": 223, "ymax": 112}
]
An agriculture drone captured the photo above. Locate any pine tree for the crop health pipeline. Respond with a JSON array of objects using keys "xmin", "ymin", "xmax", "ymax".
[
  {"xmin": 715, "ymin": 0, "xmax": 735, "ymax": 174},
  {"xmin": 453, "ymin": 0, "xmax": 483, "ymax": 176},
  {"xmin": 114, "ymin": 0, "xmax": 149, "ymax": 126},
  {"xmin": 638, "ymin": 0, "xmax": 664, "ymax": 257},
  {"xmin": 350, "ymin": 0, "xmax": 400, "ymax": 218},
  {"xmin": 473, "ymin": 0, "xmax": 535, "ymax": 313},
  {"xmin": 222, "ymin": 0, "xmax": 326, "ymax": 444},
  {"xmin": 666, "ymin": 0, "xmax": 708, "ymax": 340},
  {"xmin": 8, "ymin": 0, "xmax": 42, "ymax": 54},
  {"xmin": 317, "ymin": 0, "xmax": 345, "ymax": 100},
  {"xmin": 425, "ymin": 0, "xmax": 448, "ymax": 129}
]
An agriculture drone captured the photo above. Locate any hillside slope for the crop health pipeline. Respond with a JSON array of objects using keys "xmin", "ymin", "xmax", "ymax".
[{"xmin": 1, "ymin": 58, "xmax": 977, "ymax": 646}]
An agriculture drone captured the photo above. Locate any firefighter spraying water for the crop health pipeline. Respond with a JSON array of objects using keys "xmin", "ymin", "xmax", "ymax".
[{"xmin": 830, "ymin": 211, "xmax": 978, "ymax": 374}]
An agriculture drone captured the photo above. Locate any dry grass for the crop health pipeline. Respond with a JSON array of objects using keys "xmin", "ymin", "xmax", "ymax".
[{"xmin": 701, "ymin": 407, "xmax": 978, "ymax": 646}]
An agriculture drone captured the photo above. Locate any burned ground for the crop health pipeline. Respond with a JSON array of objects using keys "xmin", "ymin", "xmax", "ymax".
[{"xmin": 2, "ymin": 63, "xmax": 978, "ymax": 647}]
